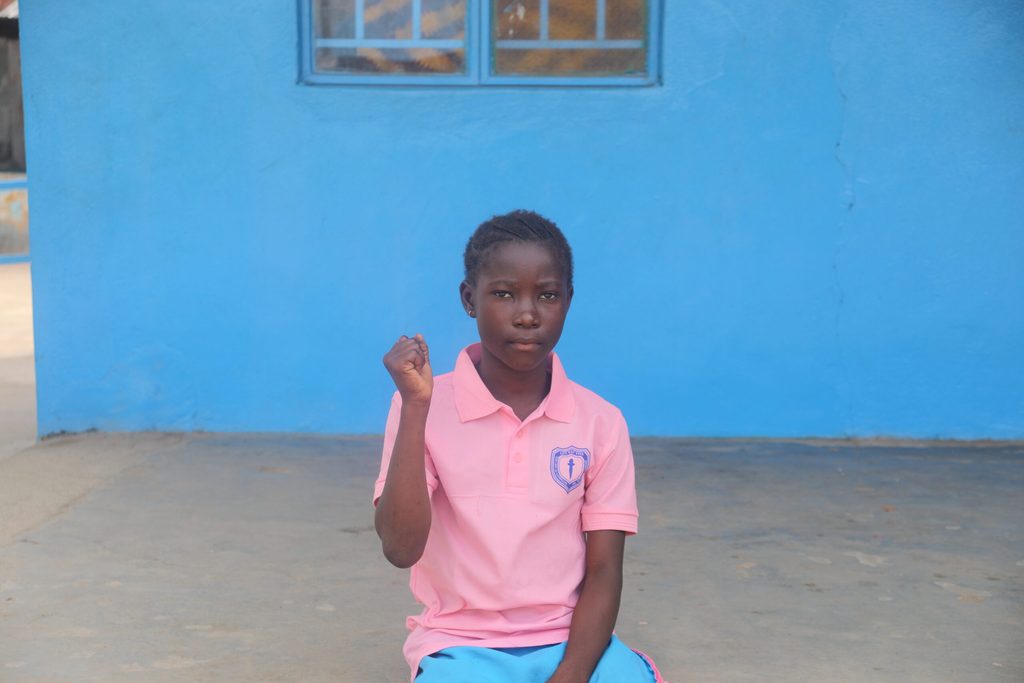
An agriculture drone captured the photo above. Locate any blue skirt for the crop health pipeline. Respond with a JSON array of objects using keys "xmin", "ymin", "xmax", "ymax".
[{"xmin": 416, "ymin": 634, "xmax": 657, "ymax": 682}]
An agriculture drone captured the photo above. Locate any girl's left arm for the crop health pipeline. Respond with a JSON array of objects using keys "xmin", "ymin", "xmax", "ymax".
[{"xmin": 546, "ymin": 529, "xmax": 626, "ymax": 683}]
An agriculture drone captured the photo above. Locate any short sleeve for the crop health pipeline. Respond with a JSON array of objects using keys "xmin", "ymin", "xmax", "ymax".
[
  {"xmin": 372, "ymin": 391, "xmax": 439, "ymax": 507},
  {"xmin": 581, "ymin": 410, "xmax": 639, "ymax": 534}
]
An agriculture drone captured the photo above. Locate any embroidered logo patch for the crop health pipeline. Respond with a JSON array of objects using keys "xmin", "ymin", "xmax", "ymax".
[{"xmin": 550, "ymin": 446, "xmax": 591, "ymax": 493}]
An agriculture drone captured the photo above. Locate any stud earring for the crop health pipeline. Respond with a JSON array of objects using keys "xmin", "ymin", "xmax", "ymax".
[{"xmin": 468, "ymin": 309, "xmax": 475, "ymax": 317}]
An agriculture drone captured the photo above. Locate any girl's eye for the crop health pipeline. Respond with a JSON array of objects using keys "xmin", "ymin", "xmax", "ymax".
[
  {"xmin": 540, "ymin": 292, "xmax": 558, "ymax": 301},
  {"xmin": 493, "ymin": 291, "xmax": 512, "ymax": 299}
]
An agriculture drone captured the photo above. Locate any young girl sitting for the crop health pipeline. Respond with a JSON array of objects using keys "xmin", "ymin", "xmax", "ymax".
[{"xmin": 374, "ymin": 210, "xmax": 664, "ymax": 682}]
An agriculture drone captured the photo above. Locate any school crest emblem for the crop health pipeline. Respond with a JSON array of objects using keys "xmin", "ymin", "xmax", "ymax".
[{"xmin": 550, "ymin": 446, "xmax": 591, "ymax": 493}]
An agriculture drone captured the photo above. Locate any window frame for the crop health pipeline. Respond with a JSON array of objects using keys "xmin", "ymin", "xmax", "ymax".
[{"xmin": 298, "ymin": 0, "xmax": 661, "ymax": 87}]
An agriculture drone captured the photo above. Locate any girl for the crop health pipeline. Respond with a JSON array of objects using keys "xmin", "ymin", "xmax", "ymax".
[{"xmin": 374, "ymin": 210, "xmax": 664, "ymax": 683}]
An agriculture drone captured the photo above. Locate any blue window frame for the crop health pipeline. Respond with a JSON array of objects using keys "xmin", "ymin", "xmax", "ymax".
[{"xmin": 299, "ymin": 0, "xmax": 661, "ymax": 86}]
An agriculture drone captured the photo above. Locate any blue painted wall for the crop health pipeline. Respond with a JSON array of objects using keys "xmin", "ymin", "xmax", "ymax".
[{"xmin": 19, "ymin": 1, "xmax": 1024, "ymax": 438}]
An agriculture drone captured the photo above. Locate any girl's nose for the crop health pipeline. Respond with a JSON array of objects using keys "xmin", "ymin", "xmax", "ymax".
[{"xmin": 514, "ymin": 304, "xmax": 540, "ymax": 327}]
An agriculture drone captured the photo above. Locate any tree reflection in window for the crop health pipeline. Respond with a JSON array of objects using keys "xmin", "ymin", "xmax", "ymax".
[
  {"xmin": 305, "ymin": 0, "xmax": 655, "ymax": 83},
  {"xmin": 313, "ymin": 0, "xmax": 468, "ymax": 74}
]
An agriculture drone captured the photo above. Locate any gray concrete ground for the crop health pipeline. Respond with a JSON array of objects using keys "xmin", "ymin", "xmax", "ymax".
[
  {"xmin": 1, "ymin": 263, "xmax": 1022, "ymax": 681},
  {"xmin": 0, "ymin": 433, "xmax": 1021, "ymax": 682}
]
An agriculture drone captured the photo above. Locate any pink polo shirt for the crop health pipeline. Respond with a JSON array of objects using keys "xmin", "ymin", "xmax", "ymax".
[{"xmin": 373, "ymin": 343, "xmax": 639, "ymax": 680}]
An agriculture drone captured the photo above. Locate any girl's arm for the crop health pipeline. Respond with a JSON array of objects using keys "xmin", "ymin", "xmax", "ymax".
[
  {"xmin": 546, "ymin": 530, "xmax": 626, "ymax": 683},
  {"xmin": 375, "ymin": 334, "xmax": 433, "ymax": 568}
]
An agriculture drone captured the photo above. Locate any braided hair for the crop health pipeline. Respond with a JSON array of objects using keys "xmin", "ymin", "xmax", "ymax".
[{"xmin": 463, "ymin": 210, "xmax": 574, "ymax": 287}]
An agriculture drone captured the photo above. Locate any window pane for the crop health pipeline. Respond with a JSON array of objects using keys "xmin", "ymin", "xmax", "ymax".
[
  {"xmin": 422, "ymin": 0, "xmax": 466, "ymax": 40},
  {"xmin": 315, "ymin": 47, "xmax": 465, "ymax": 74},
  {"xmin": 363, "ymin": 0, "xmax": 412, "ymax": 39},
  {"xmin": 549, "ymin": 0, "xmax": 594, "ymax": 40},
  {"xmin": 605, "ymin": 0, "xmax": 644, "ymax": 40},
  {"xmin": 315, "ymin": 0, "xmax": 356, "ymax": 39},
  {"xmin": 312, "ymin": 0, "xmax": 467, "ymax": 75},
  {"xmin": 494, "ymin": 48, "xmax": 644, "ymax": 77},
  {"xmin": 491, "ymin": 0, "xmax": 648, "ymax": 78},
  {"xmin": 496, "ymin": 0, "xmax": 541, "ymax": 40}
]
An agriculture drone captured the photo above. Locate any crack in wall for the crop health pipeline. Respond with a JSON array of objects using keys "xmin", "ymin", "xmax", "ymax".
[{"xmin": 829, "ymin": 7, "xmax": 855, "ymax": 435}]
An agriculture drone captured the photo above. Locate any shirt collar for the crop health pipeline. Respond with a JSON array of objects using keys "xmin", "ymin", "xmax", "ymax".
[{"xmin": 453, "ymin": 343, "xmax": 575, "ymax": 423}]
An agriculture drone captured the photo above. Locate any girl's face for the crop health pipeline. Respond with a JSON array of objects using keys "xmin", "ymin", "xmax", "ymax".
[{"xmin": 460, "ymin": 241, "xmax": 573, "ymax": 374}]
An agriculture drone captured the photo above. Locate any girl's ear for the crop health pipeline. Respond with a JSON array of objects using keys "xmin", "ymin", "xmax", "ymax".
[
  {"xmin": 565, "ymin": 284, "xmax": 574, "ymax": 311},
  {"xmin": 459, "ymin": 280, "xmax": 475, "ymax": 316}
]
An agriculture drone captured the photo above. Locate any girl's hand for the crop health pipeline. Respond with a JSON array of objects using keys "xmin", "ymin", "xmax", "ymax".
[
  {"xmin": 383, "ymin": 334, "xmax": 433, "ymax": 407},
  {"xmin": 545, "ymin": 671, "xmax": 588, "ymax": 683}
]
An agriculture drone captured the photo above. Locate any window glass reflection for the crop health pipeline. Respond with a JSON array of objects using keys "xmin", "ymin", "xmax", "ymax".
[
  {"xmin": 491, "ymin": 0, "xmax": 648, "ymax": 78},
  {"xmin": 313, "ymin": 0, "xmax": 467, "ymax": 75}
]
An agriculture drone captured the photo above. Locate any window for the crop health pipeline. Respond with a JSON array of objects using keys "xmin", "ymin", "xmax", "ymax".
[{"xmin": 299, "ymin": 0, "xmax": 660, "ymax": 86}]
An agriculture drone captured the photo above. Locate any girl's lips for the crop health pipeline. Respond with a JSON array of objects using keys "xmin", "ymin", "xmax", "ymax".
[{"xmin": 510, "ymin": 341, "xmax": 543, "ymax": 351}]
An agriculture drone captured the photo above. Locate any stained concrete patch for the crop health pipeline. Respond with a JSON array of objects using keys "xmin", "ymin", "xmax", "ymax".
[
  {"xmin": 933, "ymin": 581, "xmax": 993, "ymax": 603},
  {"xmin": 843, "ymin": 551, "xmax": 888, "ymax": 567},
  {"xmin": 151, "ymin": 654, "xmax": 209, "ymax": 670},
  {"xmin": 0, "ymin": 432, "xmax": 184, "ymax": 547},
  {"xmin": 0, "ymin": 434, "xmax": 1021, "ymax": 682}
]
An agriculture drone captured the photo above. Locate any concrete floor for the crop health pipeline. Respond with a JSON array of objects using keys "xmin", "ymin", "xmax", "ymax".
[
  {"xmin": 0, "ymin": 433, "xmax": 1021, "ymax": 682},
  {"xmin": 0, "ymin": 262, "xmax": 36, "ymax": 462},
  {"xmin": 1, "ymin": 262, "xmax": 1022, "ymax": 681}
]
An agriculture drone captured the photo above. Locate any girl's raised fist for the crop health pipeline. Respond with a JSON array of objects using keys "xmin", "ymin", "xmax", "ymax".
[{"xmin": 382, "ymin": 333, "xmax": 432, "ymax": 407}]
